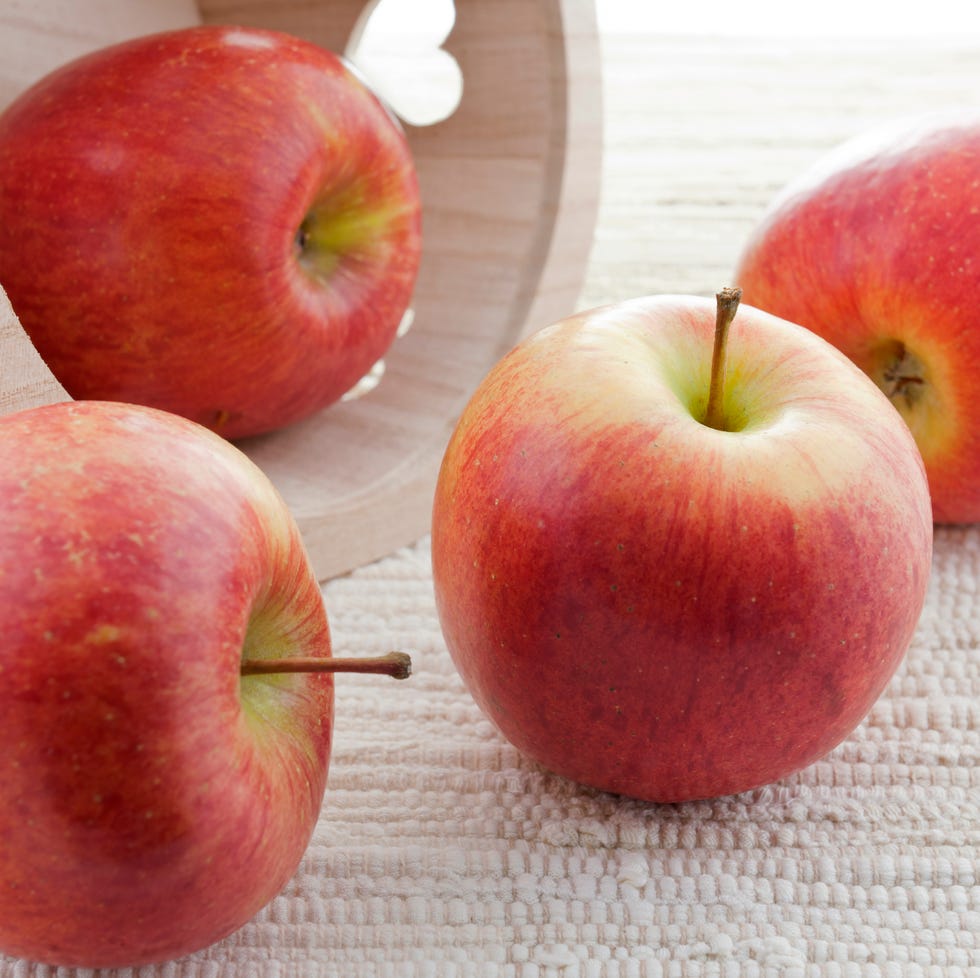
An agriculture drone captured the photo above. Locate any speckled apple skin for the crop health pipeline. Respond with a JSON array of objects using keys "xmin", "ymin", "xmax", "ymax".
[
  {"xmin": 0, "ymin": 25, "xmax": 422, "ymax": 439},
  {"xmin": 734, "ymin": 113, "xmax": 980, "ymax": 523},
  {"xmin": 432, "ymin": 296, "xmax": 933, "ymax": 804},
  {"xmin": 0, "ymin": 401, "xmax": 333, "ymax": 966}
]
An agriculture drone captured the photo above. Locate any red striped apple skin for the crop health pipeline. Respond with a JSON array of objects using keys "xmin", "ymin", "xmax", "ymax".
[
  {"xmin": 0, "ymin": 401, "xmax": 333, "ymax": 966},
  {"xmin": 432, "ymin": 295, "xmax": 932, "ymax": 804},
  {"xmin": 734, "ymin": 113, "xmax": 980, "ymax": 524},
  {"xmin": 0, "ymin": 25, "xmax": 422, "ymax": 439}
]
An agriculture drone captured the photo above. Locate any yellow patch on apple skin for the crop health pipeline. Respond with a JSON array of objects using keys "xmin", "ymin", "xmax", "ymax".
[
  {"xmin": 238, "ymin": 605, "xmax": 329, "ymax": 762},
  {"xmin": 297, "ymin": 190, "xmax": 415, "ymax": 284},
  {"xmin": 240, "ymin": 672, "xmax": 306, "ymax": 739},
  {"xmin": 84, "ymin": 624, "xmax": 122, "ymax": 644}
]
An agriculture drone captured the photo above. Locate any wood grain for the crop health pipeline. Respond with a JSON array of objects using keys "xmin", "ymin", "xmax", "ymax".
[
  {"xmin": 0, "ymin": 0, "xmax": 199, "ymax": 104},
  {"xmin": 0, "ymin": 289, "xmax": 67, "ymax": 416}
]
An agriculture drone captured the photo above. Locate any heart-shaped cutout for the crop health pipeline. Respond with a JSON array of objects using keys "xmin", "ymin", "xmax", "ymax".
[{"xmin": 345, "ymin": 0, "xmax": 463, "ymax": 128}]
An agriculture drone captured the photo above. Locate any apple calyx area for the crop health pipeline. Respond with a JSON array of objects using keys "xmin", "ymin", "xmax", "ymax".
[
  {"xmin": 240, "ymin": 651, "xmax": 412, "ymax": 680},
  {"xmin": 875, "ymin": 339, "xmax": 926, "ymax": 406},
  {"xmin": 702, "ymin": 286, "xmax": 744, "ymax": 431}
]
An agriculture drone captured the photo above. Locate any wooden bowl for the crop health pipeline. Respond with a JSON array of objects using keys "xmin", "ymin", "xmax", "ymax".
[{"xmin": 0, "ymin": 0, "xmax": 602, "ymax": 579}]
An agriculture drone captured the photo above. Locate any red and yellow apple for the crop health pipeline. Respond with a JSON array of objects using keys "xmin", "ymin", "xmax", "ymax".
[
  {"xmin": 733, "ymin": 112, "xmax": 980, "ymax": 523},
  {"xmin": 0, "ymin": 400, "xmax": 408, "ymax": 967},
  {"xmin": 431, "ymin": 292, "xmax": 932, "ymax": 803},
  {"xmin": 0, "ymin": 25, "xmax": 422, "ymax": 439}
]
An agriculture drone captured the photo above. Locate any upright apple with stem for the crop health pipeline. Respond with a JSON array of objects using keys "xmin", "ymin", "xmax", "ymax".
[
  {"xmin": 0, "ymin": 24, "xmax": 422, "ymax": 439},
  {"xmin": 432, "ymin": 289, "xmax": 932, "ymax": 803},
  {"xmin": 0, "ymin": 400, "xmax": 410, "ymax": 968}
]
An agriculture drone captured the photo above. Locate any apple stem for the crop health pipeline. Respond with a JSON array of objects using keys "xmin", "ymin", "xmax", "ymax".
[
  {"xmin": 704, "ymin": 286, "xmax": 743, "ymax": 431},
  {"xmin": 240, "ymin": 651, "xmax": 412, "ymax": 680}
]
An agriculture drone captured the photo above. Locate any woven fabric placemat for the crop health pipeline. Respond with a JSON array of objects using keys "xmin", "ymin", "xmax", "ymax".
[{"xmin": 192, "ymin": 526, "xmax": 977, "ymax": 976}]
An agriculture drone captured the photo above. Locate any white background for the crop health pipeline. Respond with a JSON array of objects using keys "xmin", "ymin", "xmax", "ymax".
[
  {"xmin": 597, "ymin": 0, "xmax": 980, "ymax": 36},
  {"xmin": 371, "ymin": 0, "xmax": 980, "ymax": 39}
]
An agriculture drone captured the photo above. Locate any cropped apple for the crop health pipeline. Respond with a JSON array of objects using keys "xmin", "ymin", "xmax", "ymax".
[
  {"xmin": 0, "ymin": 24, "xmax": 422, "ymax": 439},
  {"xmin": 0, "ymin": 400, "xmax": 410, "ymax": 968},
  {"xmin": 431, "ymin": 291, "xmax": 932, "ymax": 803},
  {"xmin": 733, "ymin": 112, "xmax": 980, "ymax": 523}
]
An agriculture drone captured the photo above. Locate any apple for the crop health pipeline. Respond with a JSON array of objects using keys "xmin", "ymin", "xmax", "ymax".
[
  {"xmin": 0, "ymin": 24, "xmax": 422, "ymax": 440},
  {"xmin": 732, "ymin": 112, "xmax": 980, "ymax": 523},
  {"xmin": 0, "ymin": 399, "xmax": 410, "ymax": 967},
  {"xmin": 431, "ymin": 290, "xmax": 932, "ymax": 804}
]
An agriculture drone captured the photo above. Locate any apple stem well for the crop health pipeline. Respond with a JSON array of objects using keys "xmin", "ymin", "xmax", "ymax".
[
  {"xmin": 703, "ymin": 286, "xmax": 743, "ymax": 431},
  {"xmin": 240, "ymin": 651, "xmax": 412, "ymax": 680}
]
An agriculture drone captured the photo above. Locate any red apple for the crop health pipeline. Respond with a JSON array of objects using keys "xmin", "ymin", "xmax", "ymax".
[
  {"xmin": 0, "ymin": 400, "xmax": 409, "ymax": 967},
  {"xmin": 733, "ymin": 112, "xmax": 980, "ymax": 523},
  {"xmin": 431, "ymin": 291, "xmax": 932, "ymax": 803},
  {"xmin": 0, "ymin": 25, "xmax": 422, "ymax": 439}
]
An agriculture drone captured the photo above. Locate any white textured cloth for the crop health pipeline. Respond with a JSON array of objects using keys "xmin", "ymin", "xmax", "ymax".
[{"xmin": 194, "ymin": 530, "xmax": 977, "ymax": 976}]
